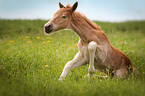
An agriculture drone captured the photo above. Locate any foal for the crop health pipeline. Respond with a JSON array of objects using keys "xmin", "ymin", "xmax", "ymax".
[{"xmin": 44, "ymin": 2, "xmax": 138, "ymax": 80}]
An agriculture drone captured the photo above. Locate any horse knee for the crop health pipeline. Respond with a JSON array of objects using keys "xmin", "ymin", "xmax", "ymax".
[{"xmin": 88, "ymin": 41, "xmax": 97, "ymax": 51}]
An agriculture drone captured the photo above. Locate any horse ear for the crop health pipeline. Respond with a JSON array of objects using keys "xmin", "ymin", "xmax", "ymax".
[
  {"xmin": 71, "ymin": 2, "xmax": 78, "ymax": 12},
  {"xmin": 59, "ymin": 2, "xmax": 65, "ymax": 8}
]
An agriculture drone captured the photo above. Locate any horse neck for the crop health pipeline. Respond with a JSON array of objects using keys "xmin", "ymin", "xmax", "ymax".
[{"xmin": 70, "ymin": 12, "xmax": 101, "ymax": 44}]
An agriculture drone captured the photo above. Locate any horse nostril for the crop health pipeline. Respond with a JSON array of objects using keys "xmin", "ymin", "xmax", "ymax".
[
  {"xmin": 48, "ymin": 24, "xmax": 51, "ymax": 28},
  {"xmin": 45, "ymin": 24, "xmax": 51, "ymax": 29}
]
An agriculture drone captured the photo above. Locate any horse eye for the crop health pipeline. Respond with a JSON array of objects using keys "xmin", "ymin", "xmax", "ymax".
[{"xmin": 62, "ymin": 16, "xmax": 67, "ymax": 19}]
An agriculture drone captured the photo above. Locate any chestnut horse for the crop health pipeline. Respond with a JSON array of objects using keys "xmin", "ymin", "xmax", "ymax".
[{"xmin": 44, "ymin": 2, "xmax": 138, "ymax": 80}]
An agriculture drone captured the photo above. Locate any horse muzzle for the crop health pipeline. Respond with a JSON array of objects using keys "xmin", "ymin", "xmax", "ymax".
[{"xmin": 44, "ymin": 24, "xmax": 53, "ymax": 34}]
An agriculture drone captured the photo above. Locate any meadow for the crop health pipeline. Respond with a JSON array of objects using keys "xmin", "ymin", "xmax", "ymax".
[{"xmin": 0, "ymin": 19, "xmax": 145, "ymax": 96}]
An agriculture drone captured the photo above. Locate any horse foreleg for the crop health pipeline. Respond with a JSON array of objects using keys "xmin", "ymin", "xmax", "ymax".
[
  {"xmin": 58, "ymin": 52, "xmax": 86, "ymax": 81},
  {"xmin": 88, "ymin": 41, "xmax": 97, "ymax": 79}
]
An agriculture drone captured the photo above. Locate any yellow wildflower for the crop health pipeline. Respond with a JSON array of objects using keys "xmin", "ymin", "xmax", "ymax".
[
  {"xmin": 42, "ymin": 49, "xmax": 45, "ymax": 51},
  {"xmin": 63, "ymin": 44, "xmax": 66, "ymax": 46},
  {"xmin": 47, "ymin": 40, "xmax": 50, "ymax": 43},
  {"xmin": 29, "ymin": 41, "xmax": 31, "ymax": 43},
  {"xmin": 75, "ymin": 44, "xmax": 77, "ymax": 46},
  {"xmin": 45, "ymin": 65, "xmax": 48, "ymax": 67},
  {"xmin": 25, "ymin": 36, "xmax": 29, "ymax": 38},
  {"xmin": 10, "ymin": 40, "xmax": 14, "ymax": 43},
  {"xmin": 37, "ymin": 36, "xmax": 40, "ymax": 39},
  {"xmin": 43, "ymin": 41, "xmax": 46, "ymax": 43},
  {"xmin": 70, "ymin": 47, "xmax": 73, "ymax": 48}
]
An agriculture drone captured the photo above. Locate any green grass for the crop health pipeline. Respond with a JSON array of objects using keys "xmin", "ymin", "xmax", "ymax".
[{"xmin": 0, "ymin": 19, "xmax": 145, "ymax": 96}]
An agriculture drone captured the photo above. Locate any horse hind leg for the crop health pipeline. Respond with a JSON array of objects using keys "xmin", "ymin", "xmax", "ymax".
[{"xmin": 84, "ymin": 74, "xmax": 108, "ymax": 79}]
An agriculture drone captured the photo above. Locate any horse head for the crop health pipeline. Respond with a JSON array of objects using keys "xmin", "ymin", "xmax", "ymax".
[{"xmin": 44, "ymin": 2, "xmax": 78, "ymax": 34}]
